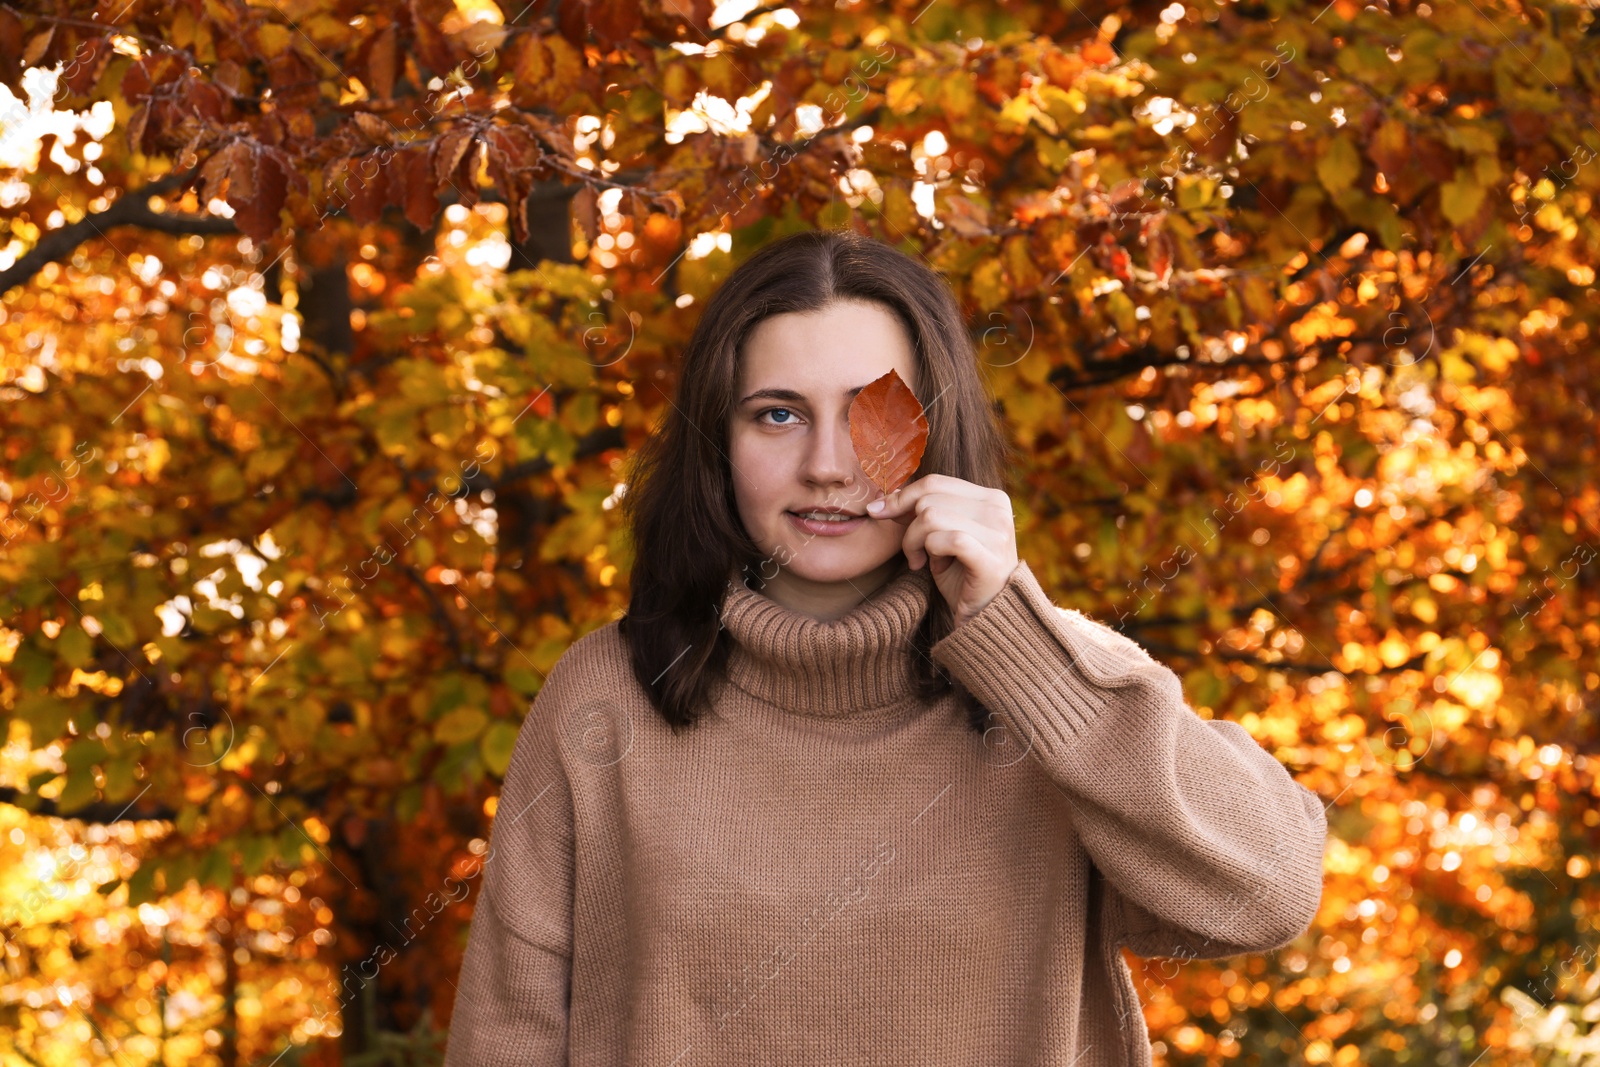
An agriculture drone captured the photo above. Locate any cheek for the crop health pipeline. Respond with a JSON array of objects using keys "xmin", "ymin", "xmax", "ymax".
[
  {"xmin": 727, "ymin": 442, "xmax": 780, "ymax": 523},
  {"xmin": 730, "ymin": 437, "xmax": 790, "ymax": 503}
]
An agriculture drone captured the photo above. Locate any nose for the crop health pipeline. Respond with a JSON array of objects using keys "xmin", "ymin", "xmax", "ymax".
[{"xmin": 801, "ymin": 413, "xmax": 857, "ymax": 488}]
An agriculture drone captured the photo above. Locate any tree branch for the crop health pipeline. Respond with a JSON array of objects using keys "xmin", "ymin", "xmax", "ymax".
[
  {"xmin": 0, "ymin": 785, "xmax": 178, "ymax": 823},
  {"xmin": 0, "ymin": 168, "xmax": 232, "ymax": 295}
]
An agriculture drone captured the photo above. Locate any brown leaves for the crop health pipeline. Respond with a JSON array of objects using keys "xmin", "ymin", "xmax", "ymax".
[
  {"xmin": 320, "ymin": 115, "xmax": 557, "ymax": 240},
  {"xmin": 365, "ymin": 25, "xmax": 398, "ymax": 103},
  {"xmin": 483, "ymin": 123, "xmax": 551, "ymax": 245},
  {"xmin": 571, "ymin": 185, "xmax": 600, "ymax": 244},
  {"xmin": 848, "ymin": 368, "xmax": 928, "ymax": 495},
  {"xmin": 326, "ymin": 147, "xmax": 438, "ymax": 231},
  {"xmin": 198, "ymin": 140, "xmax": 305, "ymax": 243},
  {"xmin": 559, "ymin": 0, "xmax": 642, "ymax": 48}
]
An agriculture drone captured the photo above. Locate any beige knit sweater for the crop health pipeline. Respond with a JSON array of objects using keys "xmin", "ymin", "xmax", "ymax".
[{"xmin": 443, "ymin": 558, "xmax": 1327, "ymax": 1066}]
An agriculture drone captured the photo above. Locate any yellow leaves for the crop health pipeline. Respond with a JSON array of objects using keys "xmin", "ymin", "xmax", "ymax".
[
  {"xmin": 1428, "ymin": 698, "xmax": 1471, "ymax": 738},
  {"xmin": 1287, "ymin": 303, "xmax": 1354, "ymax": 348},
  {"xmin": 1377, "ymin": 631, "xmax": 1412, "ymax": 669},
  {"xmin": 1471, "ymin": 335, "xmax": 1519, "ymax": 374},
  {"xmin": 880, "ymin": 180, "xmax": 920, "ymax": 235},
  {"xmin": 434, "ymin": 706, "xmax": 488, "ymax": 745},
  {"xmin": 1036, "ymin": 84, "xmax": 1084, "ymax": 131},
  {"xmin": 281, "ymin": 700, "xmax": 323, "ymax": 751},
  {"xmin": 997, "ymin": 92, "xmax": 1034, "ymax": 131},
  {"xmin": 208, "ymin": 459, "xmax": 246, "ymax": 502},
  {"xmin": 141, "ymin": 438, "xmax": 171, "ymax": 479},
  {"xmin": 1174, "ymin": 175, "xmax": 1218, "ymax": 211},
  {"xmin": 1368, "ymin": 118, "xmax": 1409, "ymax": 179},
  {"xmin": 54, "ymin": 625, "xmax": 93, "ymax": 670},
  {"xmin": 1409, "ymin": 595, "xmax": 1438, "ymax": 623},
  {"xmin": 1439, "ymin": 331, "xmax": 1520, "ymax": 382},
  {"xmin": 1536, "ymin": 38, "xmax": 1573, "ymax": 85},
  {"xmin": 513, "ymin": 33, "xmax": 551, "ymax": 89},
  {"xmin": 424, "ymin": 403, "xmax": 471, "ymax": 448},
  {"xmin": 1317, "ymin": 137, "xmax": 1361, "ymax": 196},
  {"xmin": 1105, "ymin": 289, "xmax": 1139, "ymax": 335},
  {"xmin": 701, "ymin": 53, "xmax": 746, "ymax": 106},
  {"xmin": 97, "ymin": 611, "xmax": 137, "ymax": 648},
  {"xmin": 970, "ymin": 258, "xmax": 1007, "ymax": 314},
  {"xmin": 1439, "ymin": 169, "xmax": 1486, "ymax": 227},
  {"xmin": 885, "ymin": 76, "xmax": 921, "ymax": 114},
  {"xmin": 938, "ymin": 76, "xmax": 976, "ymax": 120},
  {"xmin": 1439, "ymin": 349, "xmax": 1476, "ymax": 385},
  {"xmin": 245, "ymin": 446, "xmax": 293, "ymax": 480},
  {"xmin": 1440, "ymin": 118, "xmax": 1490, "ymax": 170},
  {"xmin": 1472, "ymin": 150, "xmax": 1501, "ymax": 187},
  {"xmin": 1448, "ymin": 668, "xmax": 1503, "ymax": 710},
  {"xmin": 505, "ymin": 666, "xmax": 544, "ymax": 697},
  {"xmin": 1002, "ymin": 233, "xmax": 1045, "ymax": 291},
  {"xmin": 219, "ymin": 734, "xmax": 258, "ymax": 772},
  {"xmin": 1266, "ymin": 471, "xmax": 1312, "ymax": 510},
  {"xmin": 253, "ymin": 22, "xmax": 292, "ymax": 58},
  {"xmin": 299, "ymin": 13, "xmax": 353, "ymax": 50},
  {"xmin": 564, "ymin": 391, "xmax": 600, "ymax": 436},
  {"xmin": 1002, "ymin": 85, "xmax": 1061, "ymax": 135},
  {"xmin": 14, "ymin": 691, "xmax": 71, "ymax": 740},
  {"xmin": 1322, "ymin": 713, "xmax": 1367, "ymax": 744},
  {"xmin": 993, "ymin": 380, "xmax": 1060, "ymax": 450},
  {"xmin": 479, "ymin": 721, "xmax": 518, "ymax": 777},
  {"xmin": 939, "ymin": 192, "xmax": 989, "ymax": 238}
]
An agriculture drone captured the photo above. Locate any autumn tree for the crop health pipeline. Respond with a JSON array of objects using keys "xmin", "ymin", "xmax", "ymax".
[{"xmin": 2, "ymin": 0, "xmax": 1598, "ymax": 1063}]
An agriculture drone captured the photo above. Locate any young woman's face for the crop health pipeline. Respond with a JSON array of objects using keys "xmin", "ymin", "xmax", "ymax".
[{"xmin": 727, "ymin": 299, "xmax": 919, "ymax": 607}]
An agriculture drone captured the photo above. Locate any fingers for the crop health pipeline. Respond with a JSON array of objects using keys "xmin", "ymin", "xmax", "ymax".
[
  {"xmin": 902, "ymin": 509, "xmax": 1006, "ymax": 571},
  {"xmin": 866, "ymin": 474, "xmax": 1006, "ymax": 522}
]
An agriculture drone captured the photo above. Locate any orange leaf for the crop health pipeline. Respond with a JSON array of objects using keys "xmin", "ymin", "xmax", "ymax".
[
  {"xmin": 231, "ymin": 146, "xmax": 292, "ymax": 243},
  {"xmin": 1081, "ymin": 40, "xmax": 1116, "ymax": 66},
  {"xmin": 367, "ymin": 25, "xmax": 397, "ymax": 103},
  {"xmin": 848, "ymin": 368, "xmax": 928, "ymax": 495},
  {"xmin": 571, "ymin": 185, "xmax": 599, "ymax": 243},
  {"xmin": 401, "ymin": 149, "xmax": 438, "ymax": 232}
]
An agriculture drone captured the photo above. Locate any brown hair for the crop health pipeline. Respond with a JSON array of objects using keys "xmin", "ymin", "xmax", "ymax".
[{"xmin": 617, "ymin": 229, "xmax": 1018, "ymax": 733}]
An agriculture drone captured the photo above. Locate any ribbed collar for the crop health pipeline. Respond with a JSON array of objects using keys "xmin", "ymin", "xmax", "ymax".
[{"xmin": 717, "ymin": 563, "xmax": 937, "ymax": 717}]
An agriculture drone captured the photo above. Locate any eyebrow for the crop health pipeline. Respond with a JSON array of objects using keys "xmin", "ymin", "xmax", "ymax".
[{"xmin": 738, "ymin": 385, "xmax": 870, "ymax": 406}]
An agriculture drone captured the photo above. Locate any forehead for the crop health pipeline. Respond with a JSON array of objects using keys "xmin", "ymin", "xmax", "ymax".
[{"xmin": 736, "ymin": 301, "xmax": 916, "ymax": 394}]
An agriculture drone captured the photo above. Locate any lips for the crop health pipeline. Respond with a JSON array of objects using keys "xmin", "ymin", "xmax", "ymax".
[{"xmin": 786, "ymin": 509, "xmax": 868, "ymax": 535}]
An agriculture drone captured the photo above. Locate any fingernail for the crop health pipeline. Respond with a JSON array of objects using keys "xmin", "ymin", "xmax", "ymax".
[{"xmin": 867, "ymin": 500, "xmax": 884, "ymax": 513}]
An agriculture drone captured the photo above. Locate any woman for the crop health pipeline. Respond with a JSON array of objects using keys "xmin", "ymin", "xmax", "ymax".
[{"xmin": 443, "ymin": 230, "xmax": 1327, "ymax": 1066}]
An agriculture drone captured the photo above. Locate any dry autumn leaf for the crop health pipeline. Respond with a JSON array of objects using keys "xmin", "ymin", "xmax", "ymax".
[
  {"xmin": 4, "ymin": 2, "xmax": 1595, "ymax": 1062},
  {"xmin": 848, "ymin": 367, "xmax": 928, "ymax": 495}
]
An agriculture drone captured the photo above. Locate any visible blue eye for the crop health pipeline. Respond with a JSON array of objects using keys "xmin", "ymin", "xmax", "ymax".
[{"xmin": 758, "ymin": 407, "xmax": 799, "ymax": 426}]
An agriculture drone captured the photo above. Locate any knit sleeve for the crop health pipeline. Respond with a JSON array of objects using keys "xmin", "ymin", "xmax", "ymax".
[
  {"xmin": 929, "ymin": 558, "xmax": 1328, "ymax": 960},
  {"xmin": 443, "ymin": 662, "xmax": 576, "ymax": 1067}
]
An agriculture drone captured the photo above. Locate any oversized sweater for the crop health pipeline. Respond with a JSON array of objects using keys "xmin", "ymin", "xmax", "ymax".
[{"xmin": 442, "ymin": 558, "xmax": 1328, "ymax": 1067}]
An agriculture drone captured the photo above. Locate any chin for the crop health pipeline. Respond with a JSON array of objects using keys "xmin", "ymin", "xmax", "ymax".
[{"xmin": 776, "ymin": 548, "xmax": 898, "ymax": 585}]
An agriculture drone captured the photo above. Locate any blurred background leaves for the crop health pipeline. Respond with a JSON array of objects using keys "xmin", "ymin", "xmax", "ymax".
[{"xmin": 2, "ymin": 0, "xmax": 1598, "ymax": 1062}]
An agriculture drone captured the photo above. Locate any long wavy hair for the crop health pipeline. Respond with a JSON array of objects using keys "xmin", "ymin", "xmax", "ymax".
[{"xmin": 617, "ymin": 229, "xmax": 1018, "ymax": 734}]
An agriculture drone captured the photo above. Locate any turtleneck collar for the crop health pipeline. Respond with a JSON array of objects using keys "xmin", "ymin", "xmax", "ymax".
[{"xmin": 716, "ymin": 563, "xmax": 937, "ymax": 717}]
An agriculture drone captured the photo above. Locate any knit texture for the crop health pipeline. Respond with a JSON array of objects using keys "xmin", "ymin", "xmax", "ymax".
[{"xmin": 443, "ymin": 559, "xmax": 1328, "ymax": 1066}]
